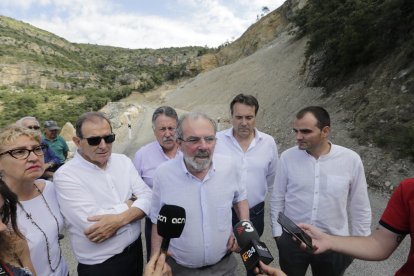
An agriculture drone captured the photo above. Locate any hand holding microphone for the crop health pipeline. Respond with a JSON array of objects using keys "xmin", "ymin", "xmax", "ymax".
[
  {"xmin": 157, "ymin": 204, "xmax": 186, "ymax": 253},
  {"xmin": 233, "ymin": 220, "xmax": 274, "ymax": 270}
]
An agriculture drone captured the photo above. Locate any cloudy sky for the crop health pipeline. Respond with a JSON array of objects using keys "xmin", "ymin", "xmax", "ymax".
[{"xmin": 1, "ymin": 0, "xmax": 285, "ymax": 49}]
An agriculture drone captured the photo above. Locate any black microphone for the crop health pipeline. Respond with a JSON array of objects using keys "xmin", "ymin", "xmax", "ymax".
[
  {"xmin": 157, "ymin": 204, "xmax": 186, "ymax": 253},
  {"xmin": 233, "ymin": 220, "xmax": 274, "ymax": 270}
]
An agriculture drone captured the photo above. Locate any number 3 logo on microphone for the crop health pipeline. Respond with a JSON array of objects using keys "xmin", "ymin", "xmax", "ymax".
[{"xmin": 242, "ymin": 221, "xmax": 254, "ymax": 232}]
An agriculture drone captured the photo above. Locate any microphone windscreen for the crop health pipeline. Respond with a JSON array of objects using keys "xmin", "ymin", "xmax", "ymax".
[
  {"xmin": 157, "ymin": 204, "xmax": 186, "ymax": 239},
  {"xmin": 233, "ymin": 220, "xmax": 260, "ymax": 248}
]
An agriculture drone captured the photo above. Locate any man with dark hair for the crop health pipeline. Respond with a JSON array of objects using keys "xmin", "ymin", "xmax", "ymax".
[
  {"xmin": 133, "ymin": 106, "xmax": 181, "ymax": 260},
  {"xmin": 151, "ymin": 112, "xmax": 249, "ymax": 276},
  {"xmin": 54, "ymin": 111, "xmax": 152, "ymax": 276},
  {"xmin": 270, "ymin": 106, "xmax": 372, "ymax": 276},
  {"xmin": 215, "ymin": 93, "xmax": 278, "ymax": 276},
  {"xmin": 216, "ymin": 93, "xmax": 278, "ymax": 234}
]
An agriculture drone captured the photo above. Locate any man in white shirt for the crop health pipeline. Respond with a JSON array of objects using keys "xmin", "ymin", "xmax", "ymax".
[
  {"xmin": 133, "ymin": 106, "xmax": 181, "ymax": 260},
  {"xmin": 54, "ymin": 112, "xmax": 152, "ymax": 276},
  {"xmin": 270, "ymin": 106, "xmax": 371, "ymax": 276},
  {"xmin": 150, "ymin": 112, "xmax": 249, "ymax": 276},
  {"xmin": 215, "ymin": 94, "xmax": 278, "ymax": 238}
]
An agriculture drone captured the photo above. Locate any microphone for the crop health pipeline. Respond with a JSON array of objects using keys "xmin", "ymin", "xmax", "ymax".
[
  {"xmin": 233, "ymin": 220, "xmax": 274, "ymax": 270},
  {"xmin": 157, "ymin": 204, "xmax": 186, "ymax": 253}
]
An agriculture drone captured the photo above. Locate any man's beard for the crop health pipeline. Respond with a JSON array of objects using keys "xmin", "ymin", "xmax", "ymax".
[{"xmin": 184, "ymin": 151, "xmax": 212, "ymax": 173}]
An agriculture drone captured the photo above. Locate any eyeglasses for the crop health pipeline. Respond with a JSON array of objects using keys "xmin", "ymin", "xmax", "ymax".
[
  {"xmin": 179, "ymin": 136, "xmax": 216, "ymax": 145},
  {"xmin": 27, "ymin": 125, "xmax": 41, "ymax": 130},
  {"xmin": 0, "ymin": 144, "xmax": 47, "ymax": 160},
  {"xmin": 82, "ymin": 134, "xmax": 116, "ymax": 146}
]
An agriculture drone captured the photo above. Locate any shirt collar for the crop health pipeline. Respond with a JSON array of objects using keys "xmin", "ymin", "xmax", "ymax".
[{"xmin": 74, "ymin": 150, "xmax": 112, "ymax": 170}]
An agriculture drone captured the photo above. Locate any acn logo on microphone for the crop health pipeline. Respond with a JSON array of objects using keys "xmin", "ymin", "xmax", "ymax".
[{"xmin": 157, "ymin": 214, "xmax": 186, "ymax": 224}]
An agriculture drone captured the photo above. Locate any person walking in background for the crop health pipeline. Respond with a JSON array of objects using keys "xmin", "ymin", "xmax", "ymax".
[
  {"xmin": 298, "ymin": 177, "xmax": 414, "ymax": 276},
  {"xmin": 133, "ymin": 106, "xmax": 181, "ymax": 260},
  {"xmin": 215, "ymin": 93, "xmax": 278, "ymax": 276},
  {"xmin": 0, "ymin": 178, "xmax": 36, "ymax": 276},
  {"xmin": 43, "ymin": 120, "xmax": 69, "ymax": 167},
  {"xmin": 0, "ymin": 125, "xmax": 69, "ymax": 275},
  {"xmin": 270, "ymin": 106, "xmax": 372, "ymax": 276},
  {"xmin": 16, "ymin": 116, "xmax": 61, "ymax": 179},
  {"xmin": 54, "ymin": 112, "xmax": 152, "ymax": 276},
  {"xmin": 151, "ymin": 112, "xmax": 249, "ymax": 276}
]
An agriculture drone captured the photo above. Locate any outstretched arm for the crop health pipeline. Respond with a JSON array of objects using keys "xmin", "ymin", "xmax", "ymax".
[{"xmin": 299, "ymin": 223, "xmax": 403, "ymax": 261}]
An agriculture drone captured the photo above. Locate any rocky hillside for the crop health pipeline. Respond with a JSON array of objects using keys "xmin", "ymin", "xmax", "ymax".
[
  {"xmin": 0, "ymin": 0, "xmax": 412, "ymax": 191},
  {"xmin": 0, "ymin": 15, "xmax": 209, "ymax": 126}
]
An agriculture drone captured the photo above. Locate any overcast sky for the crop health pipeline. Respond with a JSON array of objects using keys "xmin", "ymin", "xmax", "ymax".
[{"xmin": 1, "ymin": 0, "xmax": 285, "ymax": 49}]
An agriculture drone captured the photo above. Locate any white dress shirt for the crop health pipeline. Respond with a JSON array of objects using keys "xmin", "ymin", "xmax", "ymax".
[
  {"xmin": 17, "ymin": 180, "xmax": 69, "ymax": 276},
  {"xmin": 215, "ymin": 128, "xmax": 278, "ymax": 207},
  {"xmin": 54, "ymin": 151, "xmax": 152, "ymax": 264},
  {"xmin": 150, "ymin": 154, "xmax": 247, "ymax": 268},
  {"xmin": 270, "ymin": 144, "xmax": 371, "ymax": 237}
]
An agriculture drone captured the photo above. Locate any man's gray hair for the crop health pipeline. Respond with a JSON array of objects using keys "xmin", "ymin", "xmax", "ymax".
[
  {"xmin": 16, "ymin": 116, "xmax": 38, "ymax": 126},
  {"xmin": 152, "ymin": 106, "xmax": 178, "ymax": 129},
  {"xmin": 176, "ymin": 112, "xmax": 217, "ymax": 140}
]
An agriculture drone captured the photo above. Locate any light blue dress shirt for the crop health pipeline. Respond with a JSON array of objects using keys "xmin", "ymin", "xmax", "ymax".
[{"xmin": 150, "ymin": 154, "xmax": 247, "ymax": 268}]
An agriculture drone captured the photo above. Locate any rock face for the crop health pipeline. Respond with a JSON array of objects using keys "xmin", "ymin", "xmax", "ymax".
[{"xmin": 60, "ymin": 122, "xmax": 76, "ymax": 141}]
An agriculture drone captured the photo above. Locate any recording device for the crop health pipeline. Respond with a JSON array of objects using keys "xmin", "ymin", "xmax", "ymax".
[
  {"xmin": 233, "ymin": 220, "xmax": 274, "ymax": 270},
  {"xmin": 277, "ymin": 212, "xmax": 313, "ymax": 250},
  {"xmin": 157, "ymin": 204, "xmax": 186, "ymax": 253}
]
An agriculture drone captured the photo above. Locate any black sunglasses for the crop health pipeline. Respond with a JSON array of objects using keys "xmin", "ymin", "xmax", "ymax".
[
  {"xmin": 82, "ymin": 134, "xmax": 116, "ymax": 146},
  {"xmin": 27, "ymin": 125, "xmax": 41, "ymax": 130}
]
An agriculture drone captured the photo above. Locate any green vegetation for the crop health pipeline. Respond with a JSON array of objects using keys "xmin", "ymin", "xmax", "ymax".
[
  {"xmin": 293, "ymin": 0, "xmax": 414, "ymax": 84},
  {"xmin": 0, "ymin": 87, "xmax": 133, "ymax": 127},
  {"xmin": 0, "ymin": 15, "xmax": 214, "ymax": 128},
  {"xmin": 293, "ymin": 0, "xmax": 414, "ymax": 160}
]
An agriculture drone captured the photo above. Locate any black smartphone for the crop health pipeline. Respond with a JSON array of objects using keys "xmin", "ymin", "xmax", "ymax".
[{"xmin": 277, "ymin": 212, "xmax": 313, "ymax": 250}]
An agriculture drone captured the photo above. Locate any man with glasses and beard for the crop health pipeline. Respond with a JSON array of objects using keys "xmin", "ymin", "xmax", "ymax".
[
  {"xmin": 150, "ymin": 112, "xmax": 249, "ymax": 276},
  {"xmin": 54, "ymin": 112, "xmax": 152, "ymax": 276},
  {"xmin": 16, "ymin": 116, "xmax": 61, "ymax": 179},
  {"xmin": 133, "ymin": 106, "xmax": 182, "ymax": 261}
]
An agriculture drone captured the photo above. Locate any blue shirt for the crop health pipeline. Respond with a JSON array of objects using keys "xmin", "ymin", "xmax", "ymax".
[
  {"xmin": 215, "ymin": 128, "xmax": 278, "ymax": 207},
  {"xmin": 43, "ymin": 135, "xmax": 69, "ymax": 164},
  {"xmin": 41, "ymin": 139, "xmax": 60, "ymax": 165},
  {"xmin": 133, "ymin": 141, "xmax": 182, "ymax": 189},
  {"xmin": 150, "ymin": 154, "xmax": 247, "ymax": 268}
]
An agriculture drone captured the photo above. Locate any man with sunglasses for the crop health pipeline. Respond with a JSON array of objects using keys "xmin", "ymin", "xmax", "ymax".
[
  {"xmin": 269, "ymin": 106, "xmax": 372, "ymax": 276},
  {"xmin": 43, "ymin": 120, "xmax": 69, "ymax": 168},
  {"xmin": 150, "ymin": 112, "xmax": 249, "ymax": 276},
  {"xmin": 16, "ymin": 116, "xmax": 61, "ymax": 178},
  {"xmin": 54, "ymin": 111, "xmax": 152, "ymax": 276},
  {"xmin": 133, "ymin": 106, "xmax": 182, "ymax": 261}
]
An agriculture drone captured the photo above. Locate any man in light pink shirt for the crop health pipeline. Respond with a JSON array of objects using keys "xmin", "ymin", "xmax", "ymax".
[{"xmin": 133, "ymin": 106, "xmax": 181, "ymax": 260}]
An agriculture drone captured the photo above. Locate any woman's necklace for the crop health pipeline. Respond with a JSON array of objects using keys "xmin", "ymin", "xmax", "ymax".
[{"xmin": 17, "ymin": 183, "xmax": 62, "ymax": 273}]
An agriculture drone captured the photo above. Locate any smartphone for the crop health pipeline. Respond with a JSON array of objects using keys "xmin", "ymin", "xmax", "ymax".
[{"xmin": 277, "ymin": 212, "xmax": 313, "ymax": 250}]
